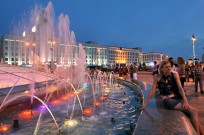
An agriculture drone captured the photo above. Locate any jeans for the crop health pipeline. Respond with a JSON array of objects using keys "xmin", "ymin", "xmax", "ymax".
[
  {"xmin": 180, "ymin": 77, "xmax": 186, "ymax": 88},
  {"xmin": 195, "ymin": 75, "xmax": 203, "ymax": 92}
]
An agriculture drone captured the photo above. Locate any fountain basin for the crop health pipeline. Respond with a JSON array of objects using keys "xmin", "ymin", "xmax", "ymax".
[{"xmin": 0, "ymin": 80, "xmax": 142, "ymax": 134}]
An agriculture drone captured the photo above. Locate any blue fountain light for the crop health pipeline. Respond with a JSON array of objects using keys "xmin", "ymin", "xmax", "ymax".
[{"xmin": 82, "ymin": 83, "xmax": 88, "ymax": 89}]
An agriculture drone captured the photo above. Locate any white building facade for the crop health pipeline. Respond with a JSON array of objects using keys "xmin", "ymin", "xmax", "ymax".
[
  {"xmin": 82, "ymin": 41, "xmax": 108, "ymax": 67},
  {"xmin": 81, "ymin": 41, "xmax": 142, "ymax": 68},
  {"xmin": 1, "ymin": 35, "xmax": 164, "ymax": 68},
  {"xmin": 1, "ymin": 34, "xmax": 39, "ymax": 65},
  {"xmin": 142, "ymin": 52, "xmax": 163, "ymax": 67}
]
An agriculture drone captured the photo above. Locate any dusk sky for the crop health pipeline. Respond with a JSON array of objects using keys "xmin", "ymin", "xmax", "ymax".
[{"xmin": 1, "ymin": 0, "xmax": 204, "ymax": 61}]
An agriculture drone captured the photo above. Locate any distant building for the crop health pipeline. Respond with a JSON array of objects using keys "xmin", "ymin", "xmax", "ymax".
[
  {"xmin": 0, "ymin": 36, "xmax": 3, "ymax": 61},
  {"xmin": 1, "ymin": 34, "xmax": 166, "ymax": 69},
  {"xmin": 107, "ymin": 46, "xmax": 142, "ymax": 68},
  {"xmin": 82, "ymin": 41, "xmax": 108, "ymax": 67},
  {"xmin": 81, "ymin": 41, "xmax": 142, "ymax": 68},
  {"xmin": 1, "ymin": 34, "xmax": 38, "ymax": 65},
  {"xmin": 162, "ymin": 55, "xmax": 169, "ymax": 61},
  {"xmin": 142, "ymin": 52, "xmax": 163, "ymax": 67}
]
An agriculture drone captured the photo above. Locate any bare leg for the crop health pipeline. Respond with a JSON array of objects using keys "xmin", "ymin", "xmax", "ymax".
[
  {"xmin": 199, "ymin": 122, "xmax": 204, "ymax": 135},
  {"xmin": 173, "ymin": 102, "xmax": 200, "ymax": 134}
]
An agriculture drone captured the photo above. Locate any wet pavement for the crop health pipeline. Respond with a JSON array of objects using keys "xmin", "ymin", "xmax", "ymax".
[{"xmin": 137, "ymin": 71, "xmax": 204, "ymax": 128}]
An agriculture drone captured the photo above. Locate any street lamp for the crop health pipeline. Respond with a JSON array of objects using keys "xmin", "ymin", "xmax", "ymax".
[
  {"xmin": 191, "ymin": 34, "xmax": 196, "ymax": 64},
  {"xmin": 48, "ymin": 40, "xmax": 56, "ymax": 73}
]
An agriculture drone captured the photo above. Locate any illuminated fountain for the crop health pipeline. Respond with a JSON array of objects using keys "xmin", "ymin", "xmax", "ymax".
[{"xmin": 0, "ymin": 1, "xmax": 142, "ymax": 135}]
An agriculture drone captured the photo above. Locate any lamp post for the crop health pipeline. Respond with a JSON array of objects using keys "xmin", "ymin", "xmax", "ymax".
[
  {"xmin": 191, "ymin": 34, "xmax": 196, "ymax": 64},
  {"xmin": 48, "ymin": 40, "xmax": 56, "ymax": 73}
]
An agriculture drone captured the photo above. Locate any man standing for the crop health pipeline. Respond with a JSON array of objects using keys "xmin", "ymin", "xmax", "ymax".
[
  {"xmin": 130, "ymin": 62, "xmax": 137, "ymax": 82},
  {"xmin": 194, "ymin": 61, "xmax": 204, "ymax": 96},
  {"xmin": 168, "ymin": 57, "xmax": 176, "ymax": 71}
]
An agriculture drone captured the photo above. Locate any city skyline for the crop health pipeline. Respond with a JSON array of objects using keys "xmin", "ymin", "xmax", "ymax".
[{"xmin": 0, "ymin": 0, "xmax": 204, "ymax": 61}]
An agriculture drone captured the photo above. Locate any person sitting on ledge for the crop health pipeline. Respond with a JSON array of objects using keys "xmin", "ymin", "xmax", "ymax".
[{"xmin": 141, "ymin": 60, "xmax": 204, "ymax": 135}]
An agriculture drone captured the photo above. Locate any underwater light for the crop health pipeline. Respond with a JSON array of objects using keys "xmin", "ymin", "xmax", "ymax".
[
  {"xmin": 67, "ymin": 93, "xmax": 75, "ymax": 98},
  {"xmin": 18, "ymin": 110, "xmax": 34, "ymax": 120},
  {"xmin": 104, "ymin": 88, "xmax": 111, "ymax": 93},
  {"xmin": 83, "ymin": 108, "xmax": 93, "ymax": 115},
  {"xmin": 24, "ymin": 90, "xmax": 29, "ymax": 94},
  {"xmin": 62, "ymin": 95, "xmax": 69, "ymax": 100},
  {"xmin": 38, "ymin": 105, "xmax": 46, "ymax": 110},
  {"xmin": 49, "ymin": 86, "xmax": 57, "ymax": 92},
  {"xmin": 0, "ymin": 124, "xmax": 10, "ymax": 132},
  {"xmin": 99, "ymin": 96, "xmax": 108, "ymax": 101},
  {"xmin": 51, "ymin": 100, "xmax": 60, "ymax": 105},
  {"xmin": 75, "ymin": 91, "xmax": 80, "ymax": 94},
  {"xmin": 64, "ymin": 119, "xmax": 77, "ymax": 127},
  {"xmin": 82, "ymin": 83, "xmax": 88, "ymax": 88},
  {"xmin": 95, "ymin": 102, "xmax": 101, "ymax": 107}
]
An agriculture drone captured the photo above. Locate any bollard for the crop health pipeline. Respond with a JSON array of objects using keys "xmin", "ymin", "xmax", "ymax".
[
  {"xmin": 111, "ymin": 117, "xmax": 116, "ymax": 123},
  {"xmin": 13, "ymin": 119, "xmax": 19, "ymax": 128}
]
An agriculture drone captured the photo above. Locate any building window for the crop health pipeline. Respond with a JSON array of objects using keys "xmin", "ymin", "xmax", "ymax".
[{"xmin": 4, "ymin": 41, "xmax": 8, "ymax": 45}]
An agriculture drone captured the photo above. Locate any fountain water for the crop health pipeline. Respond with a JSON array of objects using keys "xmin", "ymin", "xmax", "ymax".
[{"xmin": 0, "ymin": 1, "xmax": 142, "ymax": 134}]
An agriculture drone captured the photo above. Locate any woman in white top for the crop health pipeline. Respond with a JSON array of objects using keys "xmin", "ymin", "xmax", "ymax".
[{"xmin": 176, "ymin": 57, "xmax": 186, "ymax": 88}]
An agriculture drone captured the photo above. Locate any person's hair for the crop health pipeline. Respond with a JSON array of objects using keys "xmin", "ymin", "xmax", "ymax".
[
  {"xmin": 177, "ymin": 57, "xmax": 185, "ymax": 64},
  {"xmin": 195, "ymin": 61, "xmax": 200, "ymax": 66},
  {"xmin": 158, "ymin": 60, "xmax": 170, "ymax": 74},
  {"xmin": 168, "ymin": 57, "xmax": 174, "ymax": 61},
  {"xmin": 168, "ymin": 57, "xmax": 174, "ymax": 67}
]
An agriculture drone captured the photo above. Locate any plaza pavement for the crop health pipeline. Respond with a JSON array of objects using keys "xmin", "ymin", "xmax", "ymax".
[{"xmin": 137, "ymin": 71, "xmax": 204, "ymax": 128}]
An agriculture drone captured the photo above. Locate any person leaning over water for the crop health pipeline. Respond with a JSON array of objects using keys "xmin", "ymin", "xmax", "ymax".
[{"xmin": 141, "ymin": 60, "xmax": 204, "ymax": 135}]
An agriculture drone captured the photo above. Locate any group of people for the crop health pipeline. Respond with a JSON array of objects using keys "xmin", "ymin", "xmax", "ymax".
[
  {"xmin": 153, "ymin": 57, "xmax": 204, "ymax": 95},
  {"xmin": 114, "ymin": 63, "xmax": 138, "ymax": 81},
  {"xmin": 144, "ymin": 57, "xmax": 204, "ymax": 135}
]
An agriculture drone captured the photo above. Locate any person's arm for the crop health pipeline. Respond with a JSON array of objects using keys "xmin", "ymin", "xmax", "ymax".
[
  {"xmin": 173, "ymin": 72, "xmax": 189, "ymax": 108},
  {"xmin": 181, "ymin": 64, "xmax": 185, "ymax": 75},
  {"xmin": 142, "ymin": 74, "xmax": 158, "ymax": 109}
]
